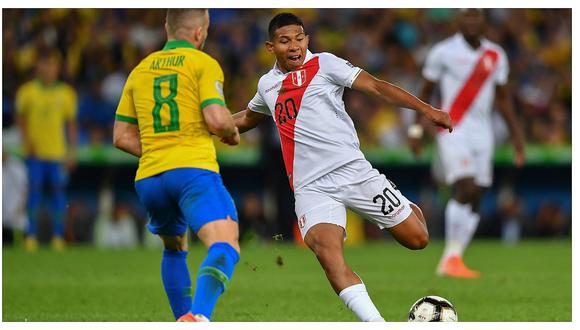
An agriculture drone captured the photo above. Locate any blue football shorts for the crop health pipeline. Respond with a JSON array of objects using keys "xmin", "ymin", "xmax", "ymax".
[{"xmin": 135, "ymin": 167, "xmax": 238, "ymax": 236}]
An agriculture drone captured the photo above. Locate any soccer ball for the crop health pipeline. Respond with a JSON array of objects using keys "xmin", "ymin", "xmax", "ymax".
[{"xmin": 408, "ymin": 295, "xmax": 458, "ymax": 322}]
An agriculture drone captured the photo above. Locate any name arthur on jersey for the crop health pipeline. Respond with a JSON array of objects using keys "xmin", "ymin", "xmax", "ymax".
[{"xmin": 149, "ymin": 55, "xmax": 185, "ymax": 70}]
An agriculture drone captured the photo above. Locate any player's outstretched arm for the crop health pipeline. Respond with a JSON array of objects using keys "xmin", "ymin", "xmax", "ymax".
[
  {"xmin": 408, "ymin": 79, "xmax": 438, "ymax": 157},
  {"xmin": 352, "ymin": 71, "xmax": 452, "ymax": 133},
  {"xmin": 232, "ymin": 109, "xmax": 267, "ymax": 134},
  {"xmin": 113, "ymin": 120, "xmax": 142, "ymax": 157},
  {"xmin": 495, "ymin": 85, "xmax": 525, "ymax": 167},
  {"xmin": 202, "ymin": 103, "xmax": 239, "ymax": 140}
]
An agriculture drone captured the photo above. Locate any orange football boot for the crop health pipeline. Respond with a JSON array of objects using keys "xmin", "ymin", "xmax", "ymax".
[{"xmin": 437, "ymin": 255, "xmax": 480, "ymax": 279}]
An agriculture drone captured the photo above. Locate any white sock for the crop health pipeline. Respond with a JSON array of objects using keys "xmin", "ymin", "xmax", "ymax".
[
  {"xmin": 458, "ymin": 211, "xmax": 480, "ymax": 256},
  {"xmin": 442, "ymin": 199, "xmax": 472, "ymax": 259},
  {"xmin": 338, "ymin": 283, "xmax": 385, "ymax": 322}
]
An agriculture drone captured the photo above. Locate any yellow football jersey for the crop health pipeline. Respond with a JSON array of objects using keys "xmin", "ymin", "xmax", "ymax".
[
  {"xmin": 15, "ymin": 80, "xmax": 77, "ymax": 161},
  {"xmin": 115, "ymin": 40, "xmax": 226, "ymax": 181}
]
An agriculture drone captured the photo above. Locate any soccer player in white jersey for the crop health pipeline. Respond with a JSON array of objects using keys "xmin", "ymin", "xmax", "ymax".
[
  {"xmin": 231, "ymin": 13, "xmax": 452, "ymax": 322},
  {"xmin": 410, "ymin": 9, "xmax": 525, "ymax": 278}
]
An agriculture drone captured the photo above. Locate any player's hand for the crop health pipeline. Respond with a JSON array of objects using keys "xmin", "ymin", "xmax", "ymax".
[
  {"xmin": 427, "ymin": 107, "xmax": 453, "ymax": 133},
  {"xmin": 23, "ymin": 141, "xmax": 35, "ymax": 157},
  {"xmin": 409, "ymin": 136, "xmax": 423, "ymax": 157},
  {"xmin": 220, "ymin": 127, "xmax": 240, "ymax": 146},
  {"xmin": 66, "ymin": 152, "xmax": 78, "ymax": 172}
]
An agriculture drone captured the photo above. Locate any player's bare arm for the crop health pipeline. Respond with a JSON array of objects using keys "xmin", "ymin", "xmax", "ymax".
[
  {"xmin": 15, "ymin": 113, "xmax": 34, "ymax": 156},
  {"xmin": 495, "ymin": 84, "xmax": 525, "ymax": 167},
  {"xmin": 202, "ymin": 103, "xmax": 239, "ymax": 146},
  {"xmin": 113, "ymin": 120, "xmax": 142, "ymax": 157},
  {"xmin": 231, "ymin": 108, "xmax": 267, "ymax": 133},
  {"xmin": 66, "ymin": 119, "xmax": 78, "ymax": 171},
  {"xmin": 409, "ymin": 79, "xmax": 438, "ymax": 157},
  {"xmin": 352, "ymin": 71, "xmax": 453, "ymax": 133}
]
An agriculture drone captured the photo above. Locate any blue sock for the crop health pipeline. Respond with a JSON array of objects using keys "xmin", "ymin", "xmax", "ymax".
[
  {"xmin": 51, "ymin": 187, "xmax": 66, "ymax": 237},
  {"xmin": 26, "ymin": 207, "xmax": 38, "ymax": 236},
  {"xmin": 191, "ymin": 242, "xmax": 240, "ymax": 320},
  {"xmin": 161, "ymin": 250, "xmax": 192, "ymax": 319}
]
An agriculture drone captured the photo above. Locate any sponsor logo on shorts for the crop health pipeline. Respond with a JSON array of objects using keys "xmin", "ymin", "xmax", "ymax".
[
  {"xmin": 389, "ymin": 205, "xmax": 406, "ymax": 218},
  {"xmin": 298, "ymin": 215, "xmax": 306, "ymax": 228}
]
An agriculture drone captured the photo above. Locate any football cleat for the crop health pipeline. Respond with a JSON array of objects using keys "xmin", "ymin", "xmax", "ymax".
[
  {"xmin": 177, "ymin": 312, "xmax": 210, "ymax": 322},
  {"xmin": 24, "ymin": 237, "xmax": 39, "ymax": 252},
  {"xmin": 51, "ymin": 237, "xmax": 66, "ymax": 251},
  {"xmin": 437, "ymin": 255, "xmax": 480, "ymax": 279}
]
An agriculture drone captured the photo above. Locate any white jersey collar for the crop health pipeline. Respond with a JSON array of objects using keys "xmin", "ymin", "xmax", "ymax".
[{"xmin": 456, "ymin": 33, "xmax": 486, "ymax": 51}]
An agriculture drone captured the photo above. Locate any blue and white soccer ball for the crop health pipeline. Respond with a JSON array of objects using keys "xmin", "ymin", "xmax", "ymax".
[{"xmin": 408, "ymin": 295, "xmax": 458, "ymax": 322}]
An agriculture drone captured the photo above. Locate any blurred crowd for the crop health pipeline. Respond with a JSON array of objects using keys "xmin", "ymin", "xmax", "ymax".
[
  {"xmin": 2, "ymin": 8, "xmax": 572, "ymax": 147},
  {"xmin": 2, "ymin": 9, "xmax": 572, "ymax": 247}
]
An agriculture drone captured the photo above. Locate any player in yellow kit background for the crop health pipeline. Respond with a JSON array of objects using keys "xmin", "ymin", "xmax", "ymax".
[
  {"xmin": 113, "ymin": 9, "xmax": 241, "ymax": 322},
  {"xmin": 15, "ymin": 51, "xmax": 78, "ymax": 251}
]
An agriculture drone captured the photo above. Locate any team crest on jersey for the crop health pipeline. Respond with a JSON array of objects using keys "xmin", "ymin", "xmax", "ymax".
[
  {"xmin": 291, "ymin": 69, "xmax": 307, "ymax": 87},
  {"xmin": 298, "ymin": 215, "xmax": 306, "ymax": 229}
]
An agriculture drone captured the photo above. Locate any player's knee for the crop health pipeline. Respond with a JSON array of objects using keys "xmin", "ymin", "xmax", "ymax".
[
  {"xmin": 408, "ymin": 231, "xmax": 429, "ymax": 250},
  {"xmin": 161, "ymin": 235, "xmax": 188, "ymax": 251}
]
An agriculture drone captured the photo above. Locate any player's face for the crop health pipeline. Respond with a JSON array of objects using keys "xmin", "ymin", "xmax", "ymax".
[
  {"xmin": 37, "ymin": 57, "xmax": 60, "ymax": 84},
  {"xmin": 266, "ymin": 25, "xmax": 309, "ymax": 73},
  {"xmin": 459, "ymin": 9, "xmax": 484, "ymax": 39}
]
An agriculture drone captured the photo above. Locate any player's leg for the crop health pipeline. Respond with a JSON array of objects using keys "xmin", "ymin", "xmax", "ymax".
[
  {"xmin": 45, "ymin": 161, "xmax": 67, "ymax": 250},
  {"xmin": 303, "ymin": 223, "xmax": 384, "ymax": 322},
  {"xmin": 135, "ymin": 175, "xmax": 193, "ymax": 320},
  {"xmin": 341, "ymin": 165, "xmax": 428, "ymax": 251},
  {"xmin": 438, "ymin": 177, "xmax": 481, "ymax": 278},
  {"xmin": 24, "ymin": 157, "xmax": 43, "ymax": 251},
  {"xmin": 435, "ymin": 134, "xmax": 481, "ymax": 278},
  {"xmin": 296, "ymin": 184, "xmax": 385, "ymax": 322},
  {"xmin": 386, "ymin": 203, "xmax": 429, "ymax": 250},
  {"xmin": 172, "ymin": 168, "xmax": 240, "ymax": 321}
]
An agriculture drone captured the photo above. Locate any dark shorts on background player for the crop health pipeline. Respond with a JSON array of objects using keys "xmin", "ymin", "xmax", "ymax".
[{"xmin": 135, "ymin": 168, "xmax": 238, "ymax": 236}]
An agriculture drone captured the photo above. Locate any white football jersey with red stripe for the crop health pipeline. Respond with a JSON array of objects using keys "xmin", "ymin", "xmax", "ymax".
[
  {"xmin": 248, "ymin": 50, "xmax": 365, "ymax": 190},
  {"xmin": 423, "ymin": 33, "xmax": 509, "ymax": 134}
]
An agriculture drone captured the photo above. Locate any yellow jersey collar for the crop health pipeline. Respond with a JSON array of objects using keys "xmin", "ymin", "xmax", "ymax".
[{"xmin": 163, "ymin": 40, "xmax": 196, "ymax": 51}]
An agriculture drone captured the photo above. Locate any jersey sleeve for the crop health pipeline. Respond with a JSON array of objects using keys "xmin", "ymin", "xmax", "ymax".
[
  {"xmin": 15, "ymin": 84, "xmax": 29, "ymax": 115},
  {"xmin": 320, "ymin": 53, "xmax": 362, "ymax": 88},
  {"xmin": 422, "ymin": 43, "xmax": 445, "ymax": 82},
  {"xmin": 198, "ymin": 57, "xmax": 226, "ymax": 109},
  {"xmin": 64, "ymin": 85, "xmax": 78, "ymax": 121},
  {"xmin": 115, "ymin": 72, "xmax": 138, "ymax": 124},
  {"xmin": 494, "ymin": 48, "xmax": 509, "ymax": 86},
  {"xmin": 247, "ymin": 88, "xmax": 271, "ymax": 116}
]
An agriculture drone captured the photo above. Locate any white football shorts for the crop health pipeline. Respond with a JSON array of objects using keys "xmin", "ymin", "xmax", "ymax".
[
  {"xmin": 435, "ymin": 129, "xmax": 494, "ymax": 187},
  {"xmin": 294, "ymin": 159, "xmax": 413, "ymax": 239}
]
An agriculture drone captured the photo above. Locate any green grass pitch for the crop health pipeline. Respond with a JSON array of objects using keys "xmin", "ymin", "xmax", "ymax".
[{"xmin": 2, "ymin": 240, "xmax": 571, "ymax": 321}]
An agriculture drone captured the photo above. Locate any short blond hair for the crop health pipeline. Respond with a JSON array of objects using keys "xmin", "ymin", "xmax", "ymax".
[{"xmin": 166, "ymin": 9, "xmax": 207, "ymax": 36}]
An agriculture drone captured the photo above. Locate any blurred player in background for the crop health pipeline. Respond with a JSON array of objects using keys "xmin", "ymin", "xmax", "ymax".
[
  {"xmin": 16, "ymin": 51, "xmax": 78, "ymax": 251},
  {"xmin": 410, "ymin": 9, "xmax": 525, "ymax": 278},
  {"xmin": 113, "ymin": 9, "xmax": 241, "ymax": 322},
  {"xmin": 232, "ymin": 13, "xmax": 452, "ymax": 322}
]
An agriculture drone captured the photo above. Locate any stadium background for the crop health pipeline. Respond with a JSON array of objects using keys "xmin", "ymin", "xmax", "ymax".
[
  {"xmin": 1, "ymin": 8, "xmax": 572, "ymax": 322},
  {"xmin": 3, "ymin": 8, "xmax": 571, "ymax": 246}
]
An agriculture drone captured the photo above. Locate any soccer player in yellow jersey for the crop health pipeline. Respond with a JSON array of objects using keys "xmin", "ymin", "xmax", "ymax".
[
  {"xmin": 113, "ymin": 9, "xmax": 240, "ymax": 322},
  {"xmin": 15, "ymin": 51, "xmax": 78, "ymax": 252}
]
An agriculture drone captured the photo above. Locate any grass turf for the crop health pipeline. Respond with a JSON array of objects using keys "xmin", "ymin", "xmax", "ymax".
[{"xmin": 2, "ymin": 239, "xmax": 571, "ymax": 321}]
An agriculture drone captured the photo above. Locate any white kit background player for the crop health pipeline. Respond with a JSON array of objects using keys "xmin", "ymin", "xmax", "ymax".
[
  {"xmin": 232, "ymin": 13, "xmax": 452, "ymax": 321},
  {"xmin": 410, "ymin": 9, "xmax": 525, "ymax": 279}
]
